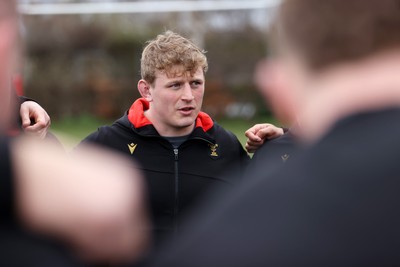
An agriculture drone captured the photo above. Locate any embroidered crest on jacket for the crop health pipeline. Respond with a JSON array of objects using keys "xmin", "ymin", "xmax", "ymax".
[{"xmin": 209, "ymin": 144, "xmax": 219, "ymax": 157}]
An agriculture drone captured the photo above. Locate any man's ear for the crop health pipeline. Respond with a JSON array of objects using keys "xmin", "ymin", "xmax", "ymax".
[{"xmin": 137, "ymin": 80, "xmax": 152, "ymax": 101}]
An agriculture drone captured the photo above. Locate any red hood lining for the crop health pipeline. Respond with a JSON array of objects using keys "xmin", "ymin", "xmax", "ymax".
[{"xmin": 128, "ymin": 98, "xmax": 214, "ymax": 132}]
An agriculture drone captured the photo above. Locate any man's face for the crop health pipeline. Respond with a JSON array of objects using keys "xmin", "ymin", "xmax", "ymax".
[{"xmin": 146, "ymin": 67, "xmax": 205, "ymax": 136}]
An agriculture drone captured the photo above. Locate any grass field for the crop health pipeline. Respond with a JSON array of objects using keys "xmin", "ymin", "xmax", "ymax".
[{"xmin": 51, "ymin": 114, "xmax": 278, "ymax": 150}]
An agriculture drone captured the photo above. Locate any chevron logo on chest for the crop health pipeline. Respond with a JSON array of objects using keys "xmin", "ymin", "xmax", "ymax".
[{"xmin": 127, "ymin": 143, "xmax": 138, "ymax": 155}]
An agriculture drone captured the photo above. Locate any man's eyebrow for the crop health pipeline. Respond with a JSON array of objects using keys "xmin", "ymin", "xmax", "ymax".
[{"xmin": 165, "ymin": 79, "xmax": 184, "ymax": 85}]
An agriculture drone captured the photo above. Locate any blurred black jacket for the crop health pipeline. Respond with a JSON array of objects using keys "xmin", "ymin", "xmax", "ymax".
[
  {"xmin": 148, "ymin": 107, "xmax": 400, "ymax": 267},
  {"xmin": 248, "ymin": 130, "xmax": 298, "ymax": 179}
]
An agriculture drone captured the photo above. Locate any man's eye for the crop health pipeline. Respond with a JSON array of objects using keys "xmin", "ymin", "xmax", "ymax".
[
  {"xmin": 169, "ymin": 83, "xmax": 181, "ymax": 89},
  {"xmin": 190, "ymin": 81, "xmax": 202, "ymax": 88}
]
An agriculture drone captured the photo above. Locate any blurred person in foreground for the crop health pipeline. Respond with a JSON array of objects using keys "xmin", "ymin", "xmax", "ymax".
[
  {"xmin": 147, "ymin": 0, "xmax": 400, "ymax": 266},
  {"xmin": 79, "ymin": 31, "xmax": 250, "ymax": 255},
  {"xmin": 0, "ymin": 1, "xmax": 149, "ymax": 266}
]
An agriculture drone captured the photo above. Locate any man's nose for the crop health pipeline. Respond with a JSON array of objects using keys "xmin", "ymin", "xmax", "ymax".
[{"xmin": 181, "ymin": 83, "xmax": 194, "ymax": 101}]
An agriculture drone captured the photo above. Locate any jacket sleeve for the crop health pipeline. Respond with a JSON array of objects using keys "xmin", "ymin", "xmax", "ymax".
[
  {"xmin": 239, "ymin": 139, "xmax": 251, "ymax": 165},
  {"xmin": 76, "ymin": 128, "xmax": 109, "ymax": 149},
  {"xmin": 225, "ymin": 129, "xmax": 251, "ymax": 179},
  {"xmin": 0, "ymin": 138, "xmax": 16, "ymax": 222},
  {"xmin": 18, "ymin": 96, "xmax": 35, "ymax": 105},
  {"xmin": 80, "ymin": 130, "xmax": 100, "ymax": 144},
  {"xmin": 238, "ymin": 139, "xmax": 251, "ymax": 178}
]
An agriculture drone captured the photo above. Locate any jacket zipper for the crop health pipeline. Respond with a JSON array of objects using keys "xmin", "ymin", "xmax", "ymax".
[
  {"xmin": 173, "ymin": 148, "xmax": 179, "ymax": 234},
  {"xmin": 171, "ymin": 138, "xmax": 214, "ymax": 235}
]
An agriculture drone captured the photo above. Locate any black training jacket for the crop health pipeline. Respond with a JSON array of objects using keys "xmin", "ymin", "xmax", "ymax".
[{"xmin": 80, "ymin": 98, "xmax": 250, "ymax": 245}]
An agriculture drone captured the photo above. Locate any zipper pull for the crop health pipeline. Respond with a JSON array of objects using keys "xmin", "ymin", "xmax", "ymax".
[{"xmin": 173, "ymin": 148, "xmax": 179, "ymax": 160}]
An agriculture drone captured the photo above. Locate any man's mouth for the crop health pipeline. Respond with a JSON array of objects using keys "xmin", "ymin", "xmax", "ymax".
[{"xmin": 179, "ymin": 107, "xmax": 195, "ymax": 112}]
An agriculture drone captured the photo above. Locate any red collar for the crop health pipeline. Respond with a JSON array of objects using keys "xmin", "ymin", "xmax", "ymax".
[{"xmin": 128, "ymin": 98, "xmax": 214, "ymax": 132}]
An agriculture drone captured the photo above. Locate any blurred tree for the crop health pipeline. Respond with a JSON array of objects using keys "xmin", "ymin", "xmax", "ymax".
[{"xmin": 22, "ymin": 8, "xmax": 272, "ymax": 121}]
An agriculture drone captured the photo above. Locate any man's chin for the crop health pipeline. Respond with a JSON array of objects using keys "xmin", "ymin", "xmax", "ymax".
[{"xmin": 175, "ymin": 119, "xmax": 196, "ymax": 129}]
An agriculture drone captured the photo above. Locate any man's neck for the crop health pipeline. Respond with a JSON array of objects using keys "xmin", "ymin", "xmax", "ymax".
[
  {"xmin": 298, "ymin": 50, "xmax": 400, "ymax": 143},
  {"xmin": 144, "ymin": 109, "xmax": 195, "ymax": 137}
]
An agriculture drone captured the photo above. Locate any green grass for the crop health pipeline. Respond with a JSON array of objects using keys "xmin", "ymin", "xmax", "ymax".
[
  {"xmin": 51, "ymin": 114, "xmax": 113, "ymax": 149},
  {"xmin": 50, "ymin": 114, "xmax": 278, "ymax": 150}
]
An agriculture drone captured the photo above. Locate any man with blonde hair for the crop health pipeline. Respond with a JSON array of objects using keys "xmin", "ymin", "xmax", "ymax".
[{"xmin": 81, "ymin": 31, "xmax": 249, "ymax": 250}]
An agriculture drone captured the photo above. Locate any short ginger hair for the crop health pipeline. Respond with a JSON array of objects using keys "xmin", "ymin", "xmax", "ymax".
[
  {"xmin": 140, "ymin": 31, "xmax": 208, "ymax": 85},
  {"xmin": 274, "ymin": 0, "xmax": 400, "ymax": 71}
]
